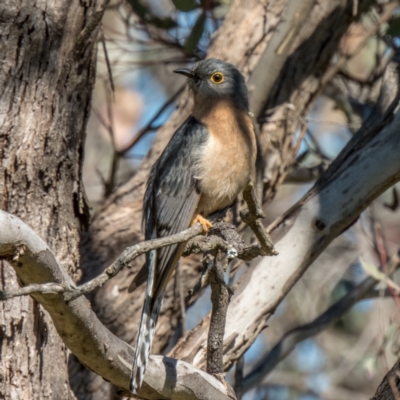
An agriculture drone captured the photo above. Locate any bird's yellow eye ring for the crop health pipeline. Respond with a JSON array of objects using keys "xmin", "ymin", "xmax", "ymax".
[{"xmin": 210, "ymin": 72, "xmax": 224, "ymax": 84}]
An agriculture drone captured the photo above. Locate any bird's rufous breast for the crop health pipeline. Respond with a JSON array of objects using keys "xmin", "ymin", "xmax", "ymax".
[{"xmin": 193, "ymin": 100, "xmax": 257, "ymax": 217}]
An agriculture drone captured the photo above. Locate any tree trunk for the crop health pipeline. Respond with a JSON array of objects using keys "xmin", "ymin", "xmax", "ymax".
[
  {"xmin": 0, "ymin": 1, "xmax": 100, "ymax": 398},
  {"xmin": 371, "ymin": 358, "xmax": 400, "ymax": 400},
  {"xmin": 78, "ymin": 0, "xmax": 360, "ymax": 397}
]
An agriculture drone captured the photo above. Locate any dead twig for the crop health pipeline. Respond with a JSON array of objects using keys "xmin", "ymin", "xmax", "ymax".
[
  {"xmin": 118, "ymin": 86, "xmax": 185, "ymax": 156},
  {"xmin": 322, "ymin": 1, "xmax": 398, "ymax": 85},
  {"xmin": 0, "ymin": 223, "xmax": 203, "ymax": 302},
  {"xmin": 0, "ymin": 283, "xmax": 67, "ymax": 301},
  {"xmin": 240, "ymin": 182, "xmax": 277, "ymax": 256}
]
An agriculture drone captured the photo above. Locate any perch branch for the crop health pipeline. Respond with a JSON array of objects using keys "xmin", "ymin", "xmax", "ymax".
[
  {"xmin": 0, "ymin": 210, "xmax": 235, "ymax": 400},
  {"xmin": 0, "ymin": 223, "xmax": 203, "ymax": 302},
  {"xmin": 207, "ymin": 251, "xmax": 233, "ymax": 375}
]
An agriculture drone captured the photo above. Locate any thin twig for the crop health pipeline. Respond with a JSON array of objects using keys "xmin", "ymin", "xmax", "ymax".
[
  {"xmin": 1, "ymin": 207, "xmax": 276, "ymax": 303},
  {"xmin": 101, "ymin": 34, "xmax": 115, "ymax": 95},
  {"xmin": 64, "ymin": 223, "xmax": 203, "ymax": 302},
  {"xmin": 118, "ymin": 86, "xmax": 185, "ymax": 156},
  {"xmin": 0, "ymin": 283, "xmax": 68, "ymax": 300},
  {"xmin": 240, "ymin": 182, "xmax": 278, "ymax": 256},
  {"xmin": 103, "ymin": 79, "xmax": 119, "ymax": 196},
  {"xmin": 0, "ymin": 223, "xmax": 203, "ymax": 302},
  {"xmin": 322, "ymin": 1, "xmax": 398, "ymax": 86}
]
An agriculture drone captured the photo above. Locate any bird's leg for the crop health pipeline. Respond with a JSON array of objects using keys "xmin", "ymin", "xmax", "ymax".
[{"xmin": 191, "ymin": 214, "xmax": 213, "ymax": 233}]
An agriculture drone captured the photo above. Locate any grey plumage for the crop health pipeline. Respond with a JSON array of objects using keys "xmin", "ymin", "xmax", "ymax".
[
  {"xmin": 188, "ymin": 58, "xmax": 249, "ymax": 112},
  {"xmin": 130, "ymin": 116, "xmax": 209, "ymax": 394}
]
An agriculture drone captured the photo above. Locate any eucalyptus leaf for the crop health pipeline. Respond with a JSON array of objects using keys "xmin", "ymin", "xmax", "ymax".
[
  {"xmin": 148, "ymin": 16, "xmax": 177, "ymax": 29},
  {"xmin": 126, "ymin": 0, "xmax": 150, "ymax": 20},
  {"xmin": 387, "ymin": 17, "xmax": 400, "ymax": 37},
  {"xmin": 127, "ymin": 0, "xmax": 177, "ymax": 29},
  {"xmin": 184, "ymin": 12, "xmax": 206, "ymax": 55},
  {"xmin": 172, "ymin": 0, "xmax": 198, "ymax": 12}
]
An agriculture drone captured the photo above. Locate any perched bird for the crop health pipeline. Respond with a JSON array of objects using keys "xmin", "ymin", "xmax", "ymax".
[{"xmin": 130, "ymin": 58, "xmax": 257, "ymax": 394}]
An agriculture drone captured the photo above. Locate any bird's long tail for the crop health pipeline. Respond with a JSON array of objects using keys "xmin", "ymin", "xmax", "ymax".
[{"xmin": 130, "ymin": 249, "xmax": 164, "ymax": 394}]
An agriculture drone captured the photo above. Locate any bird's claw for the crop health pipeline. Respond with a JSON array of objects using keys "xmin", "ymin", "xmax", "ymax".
[{"xmin": 191, "ymin": 214, "xmax": 213, "ymax": 233}]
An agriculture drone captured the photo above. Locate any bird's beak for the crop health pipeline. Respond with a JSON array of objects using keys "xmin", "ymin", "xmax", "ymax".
[{"xmin": 173, "ymin": 68, "xmax": 196, "ymax": 79}]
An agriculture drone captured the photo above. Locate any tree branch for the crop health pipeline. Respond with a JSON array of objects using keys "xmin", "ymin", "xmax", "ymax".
[
  {"xmin": 247, "ymin": 0, "xmax": 316, "ymax": 118},
  {"xmin": 240, "ymin": 182, "xmax": 277, "ymax": 257},
  {"xmin": 0, "ymin": 223, "xmax": 204, "ymax": 302},
  {"xmin": 0, "ymin": 211, "xmax": 234, "ymax": 400},
  {"xmin": 321, "ymin": 1, "xmax": 398, "ymax": 86}
]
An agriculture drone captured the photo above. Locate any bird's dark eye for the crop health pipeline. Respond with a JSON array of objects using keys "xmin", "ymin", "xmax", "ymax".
[{"xmin": 210, "ymin": 72, "xmax": 224, "ymax": 84}]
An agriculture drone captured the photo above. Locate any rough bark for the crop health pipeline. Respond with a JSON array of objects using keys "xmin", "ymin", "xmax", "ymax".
[
  {"xmin": 0, "ymin": 1, "xmax": 100, "ymax": 399},
  {"xmin": 371, "ymin": 358, "xmax": 400, "ymax": 400},
  {"xmin": 80, "ymin": 3, "xmax": 358, "ymax": 390}
]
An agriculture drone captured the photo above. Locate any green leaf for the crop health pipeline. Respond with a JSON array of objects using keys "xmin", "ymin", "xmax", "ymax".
[
  {"xmin": 387, "ymin": 16, "xmax": 400, "ymax": 37},
  {"xmin": 126, "ymin": 0, "xmax": 150, "ymax": 20},
  {"xmin": 126, "ymin": 0, "xmax": 177, "ymax": 29},
  {"xmin": 171, "ymin": 0, "xmax": 199, "ymax": 12},
  {"xmin": 148, "ymin": 16, "xmax": 177, "ymax": 29},
  {"xmin": 184, "ymin": 12, "xmax": 206, "ymax": 55}
]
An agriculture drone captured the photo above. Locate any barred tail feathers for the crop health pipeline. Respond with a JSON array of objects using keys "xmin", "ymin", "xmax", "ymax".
[{"xmin": 130, "ymin": 249, "xmax": 164, "ymax": 394}]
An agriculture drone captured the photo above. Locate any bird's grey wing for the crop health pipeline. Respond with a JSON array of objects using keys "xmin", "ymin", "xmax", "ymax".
[
  {"xmin": 130, "ymin": 116, "xmax": 208, "ymax": 394},
  {"xmin": 128, "ymin": 116, "xmax": 208, "ymax": 295}
]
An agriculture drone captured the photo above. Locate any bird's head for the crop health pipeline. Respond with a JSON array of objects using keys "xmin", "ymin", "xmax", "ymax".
[{"xmin": 174, "ymin": 58, "xmax": 249, "ymax": 112}]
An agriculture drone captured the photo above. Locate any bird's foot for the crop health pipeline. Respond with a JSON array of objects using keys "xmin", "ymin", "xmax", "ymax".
[{"xmin": 191, "ymin": 214, "xmax": 213, "ymax": 233}]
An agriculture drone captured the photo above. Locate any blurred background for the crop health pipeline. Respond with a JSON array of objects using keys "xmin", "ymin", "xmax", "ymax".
[{"xmin": 82, "ymin": 1, "xmax": 400, "ymax": 398}]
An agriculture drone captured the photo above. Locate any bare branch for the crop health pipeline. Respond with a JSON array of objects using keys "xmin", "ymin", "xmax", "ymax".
[
  {"xmin": 0, "ymin": 210, "xmax": 235, "ymax": 400},
  {"xmin": 3, "ymin": 198, "xmax": 278, "ymax": 304},
  {"xmin": 247, "ymin": 0, "xmax": 316, "ymax": 118},
  {"xmin": 118, "ymin": 86, "xmax": 185, "ymax": 156},
  {"xmin": 240, "ymin": 182, "xmax": 277, "ymax": 257},
  {"xmin": 0, "ymin": 282, "xmax": 67, "ymax": 300},
  {"xmin": 0, "ymin": 223, "xmax": 203, "ymax": 302},
  {"xmin": 322, "ymin": 1, "xmax": 399, "ymax": 86},
  {"xmin": 100, "ymin": 33, "xmax": 115, "ymax": 94},
  {"xmin": 284, "ymin": 162, "xmax": 330, "ymax": 184}
]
